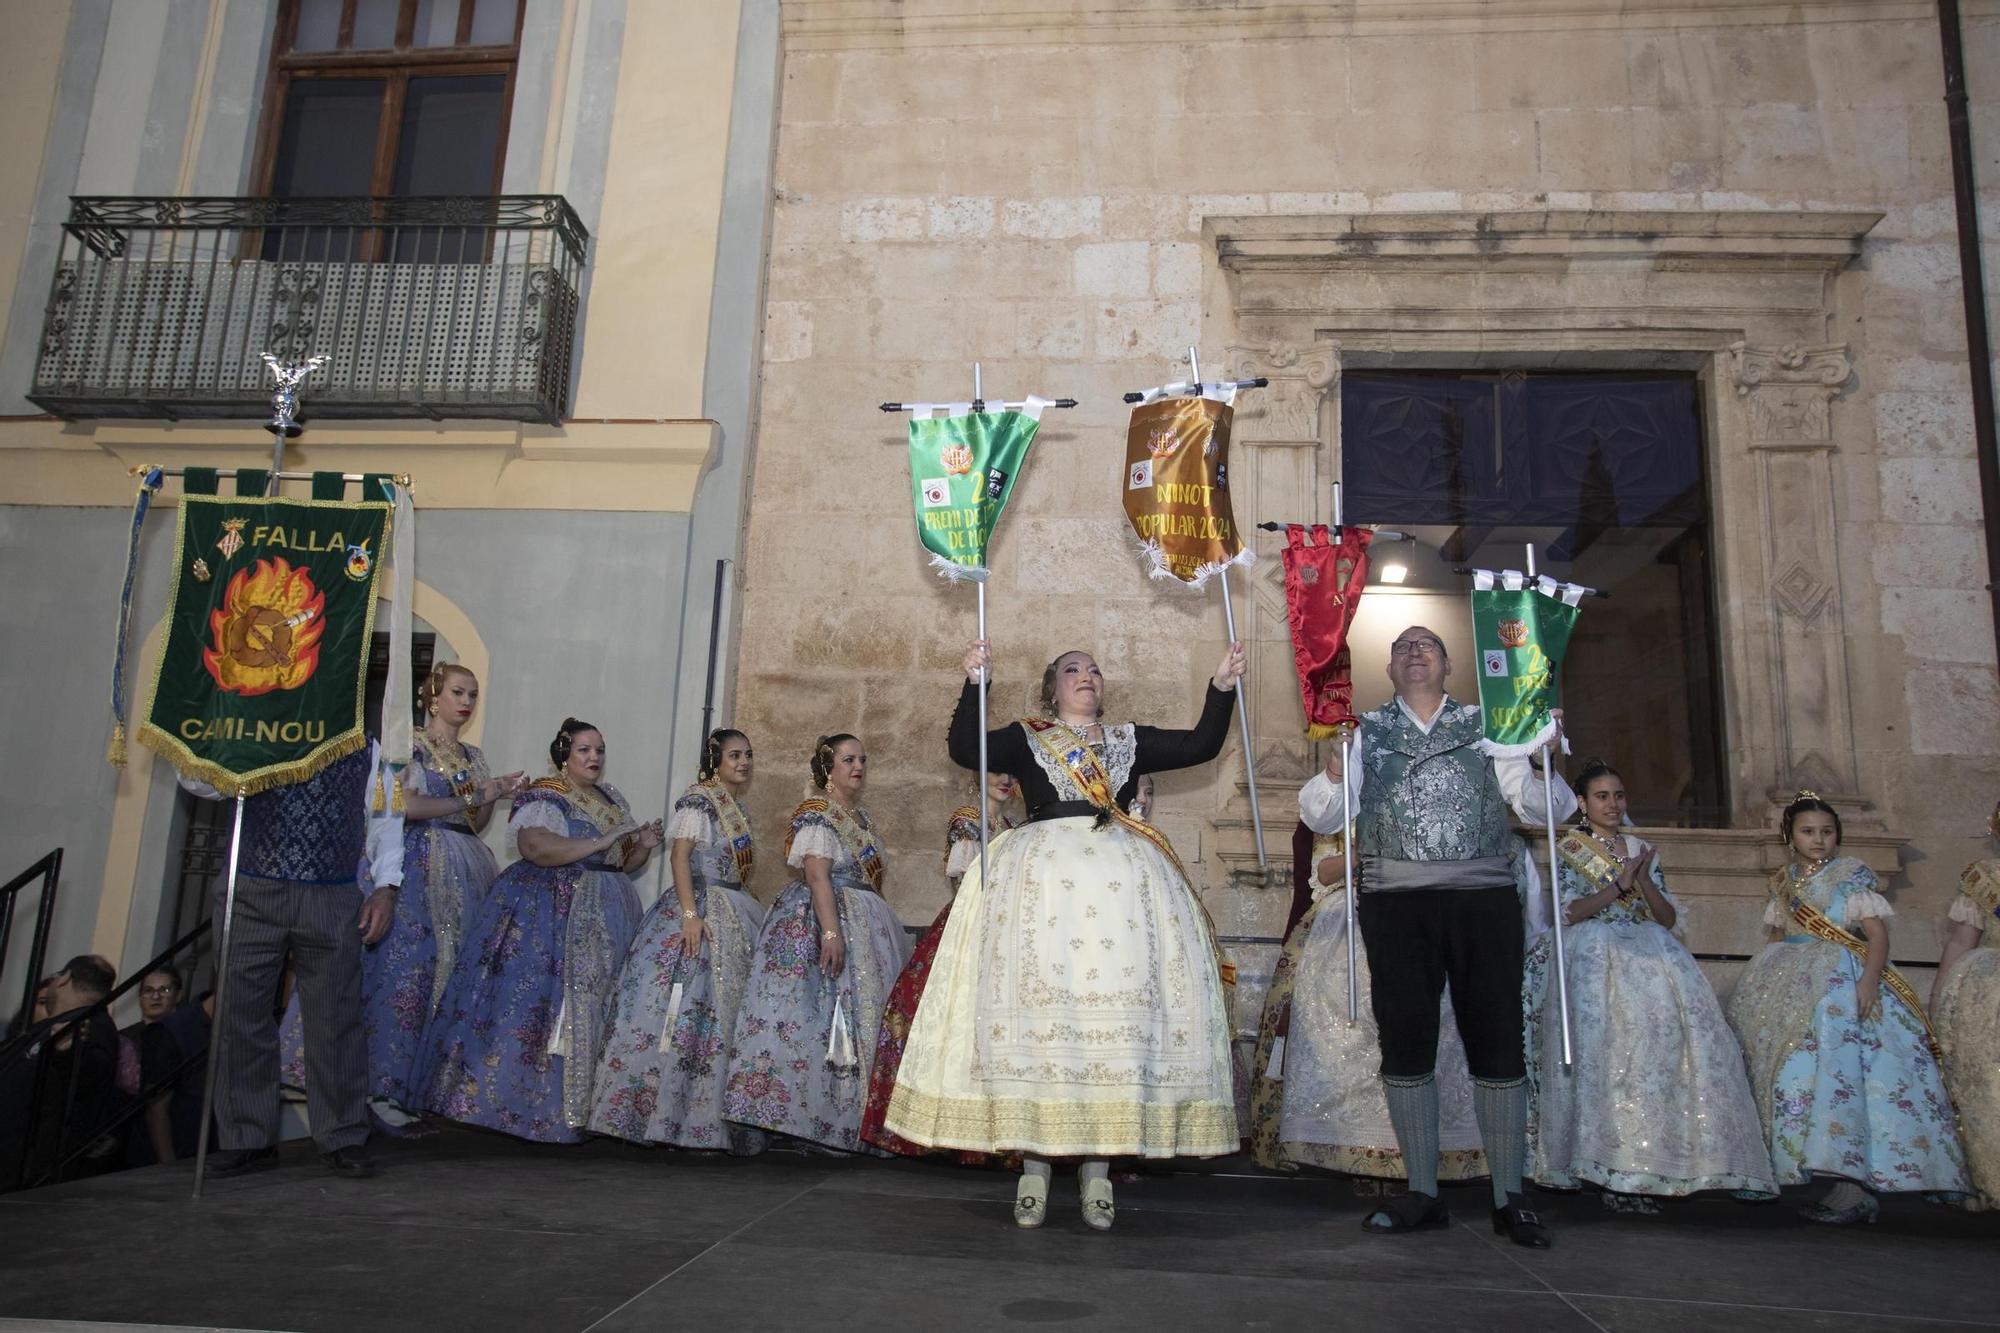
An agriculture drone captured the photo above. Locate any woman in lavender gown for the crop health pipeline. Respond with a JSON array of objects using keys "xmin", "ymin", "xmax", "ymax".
[
  {"xmin": 361, "ymin": 663, "xmax": 523, "ymax": 1115},
  {"xmin": 722, "ymin": 734, "xmax": 911, "ymax": 1152},
  {"xmin": 589, "ymin": 728, "xmax": 768, "ymax": 1153},
  {"xmin": 417, "ymin": 717, "xmax": 660, "ymax": 1142}
]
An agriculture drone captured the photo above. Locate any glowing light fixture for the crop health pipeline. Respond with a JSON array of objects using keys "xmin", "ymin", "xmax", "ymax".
[{"xmin": 1379, "ymin": 562, "xmax": 1408, "ymax": 585}]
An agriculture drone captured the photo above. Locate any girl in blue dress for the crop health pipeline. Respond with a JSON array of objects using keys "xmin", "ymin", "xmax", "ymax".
[
  {"xmin": 417, "ymin": 717, "xmax": 660, "ymax": 1143},
  {"xmin": 1726, "ymin": 792, "xmax": 1969, "ymax": 1222}
]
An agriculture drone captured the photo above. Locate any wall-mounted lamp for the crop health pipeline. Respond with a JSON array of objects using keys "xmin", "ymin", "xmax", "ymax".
[{"xmin": 1379, "ymin": 562, "xmax": 1408, "ymax": 585}]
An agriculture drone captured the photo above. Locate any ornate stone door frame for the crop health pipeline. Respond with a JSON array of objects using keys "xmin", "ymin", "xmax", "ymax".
[{"xmin": 1206, "ymin": 208, "xmax": 1883, "ymax": 846}]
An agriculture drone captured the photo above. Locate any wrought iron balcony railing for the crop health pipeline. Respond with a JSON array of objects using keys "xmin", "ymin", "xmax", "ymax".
[{"xmin": 29, "ymin": 195, "xmax": 588, "ymax": 425}]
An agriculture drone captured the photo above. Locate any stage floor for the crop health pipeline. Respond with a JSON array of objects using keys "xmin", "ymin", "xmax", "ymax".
[{"xmin": 1, "ymin": 1130, "xmax": 1996, "ymax": 1332}]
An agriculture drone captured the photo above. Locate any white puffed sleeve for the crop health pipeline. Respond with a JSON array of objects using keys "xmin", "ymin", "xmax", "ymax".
[
  {"xmin": 1762, "ymin": 898, "xmax": 1787, "ymax": 929},
  {"xmin": 787, "ymin": 823, "xmax": 842, "ymax": 868},
  {"xmin": 945, "ymin": 836, "xmax": 980, "ymax": 881},
  {"xmin": 1948, "ymin": 893, "xmax": 1991, "ymax": 932},
  {"xmin": 667, "ymin": 804, "xmax": 716, "ymax": 844},
  {"xmin": 510, "ymin": 800, "xmax": 569, "ymax": 838},
  {"xmin": 1839, "ymin": 889, "xmax": 1896, "ymax": 925}
]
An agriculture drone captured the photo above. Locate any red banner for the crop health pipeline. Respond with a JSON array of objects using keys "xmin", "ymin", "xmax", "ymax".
[{"xmin": 1281, "ymin": 524, "xmax": 1373, "ymax": 739}]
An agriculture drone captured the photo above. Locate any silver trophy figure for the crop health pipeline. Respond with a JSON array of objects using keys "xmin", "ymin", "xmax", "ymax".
[{"xmin": 261, "ymin": 352, "xmax": 328, "ymax": 439}]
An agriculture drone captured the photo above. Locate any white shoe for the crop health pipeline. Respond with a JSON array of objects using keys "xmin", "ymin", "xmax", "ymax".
[
  {"xmin": 1081, "ymin": 1176, "xmax": 1115, "ymax": 1231},
  {"xmin": 1014, "ymin": 1174, "xmax": 1049, "ymax": 1229}
]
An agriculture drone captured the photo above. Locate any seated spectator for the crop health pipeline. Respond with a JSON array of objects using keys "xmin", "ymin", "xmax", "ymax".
[
  {"xmin": 123, "ymin": 965, "xmax": 207, "ymax": 1166},
  {"xmin": 1, "ymin": 956, "xmax": 125, "ymax": 1189}
]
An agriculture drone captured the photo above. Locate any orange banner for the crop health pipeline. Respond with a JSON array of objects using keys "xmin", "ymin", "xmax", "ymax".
[{"xmin": 1121, "ymin": 395, "xmax": 1244, "ymax": 586}]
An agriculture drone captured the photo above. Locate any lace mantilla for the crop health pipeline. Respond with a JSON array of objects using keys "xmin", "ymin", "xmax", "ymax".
[{"xmin": 1020, "ymin": 721, "xmax": 1137, "ymax": 800}]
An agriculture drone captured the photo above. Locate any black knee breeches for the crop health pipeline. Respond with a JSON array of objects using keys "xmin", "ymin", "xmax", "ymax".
[{"xmin": 1356, "ymin": 885, "xmax": 1526, "ymax": 1084}]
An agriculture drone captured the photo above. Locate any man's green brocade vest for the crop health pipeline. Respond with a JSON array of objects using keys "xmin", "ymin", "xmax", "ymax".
[{"xmin": 1356, "ymin": 698, "xmax": 1512, "ymax": 862}]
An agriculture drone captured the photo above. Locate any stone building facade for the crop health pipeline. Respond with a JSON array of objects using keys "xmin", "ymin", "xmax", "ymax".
[{"xmin": 739, "ymin": 0, "xmax": 2000, "ymax": 1005}]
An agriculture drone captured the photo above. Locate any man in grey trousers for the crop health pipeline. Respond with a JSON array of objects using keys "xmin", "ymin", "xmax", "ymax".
[{"xmin": 184, "ymin": 740, "xmax": 402, "ymax": 1178}]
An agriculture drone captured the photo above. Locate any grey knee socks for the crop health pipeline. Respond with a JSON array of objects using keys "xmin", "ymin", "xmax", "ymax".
[
  {"xmin": 1382, "ymin": 1073, "xmax": 1441, "ymax": 1198},
  {"xmin": 1473, "ymin": 1078, "xmax": 1527, "ymax": 1209}
]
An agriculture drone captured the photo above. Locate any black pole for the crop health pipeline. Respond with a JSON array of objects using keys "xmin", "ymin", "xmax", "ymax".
[
  {"xmin": 1939, "ymin": 0, "xmax": 2000, "ymax": 664},
  {"xmin": 699, "ymin": 558, "xmax": 727, "ymax": 742}
]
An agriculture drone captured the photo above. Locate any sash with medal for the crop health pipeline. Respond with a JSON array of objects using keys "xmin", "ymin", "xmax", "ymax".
[
  {"xmin": 528, "ymin": 776, "xmax": 633, "ymax": 869},
  {"xmin": 1020, "ymin": 717, "xmax": 1235, "ymax": 987},
  {"xmin": 688, "ymin": 779, "xmax": 755, "ymax": 884},
  {"xmin": 1555, "ymin": 829, "xmax": 1651, "ymax": 921},
  {"xmin": 414, "ymin": 731, "xmax": 486, "ymax": 830},
  {"xmin": 1961, "ymin": 858, "xmax": 2000, "ymax": 922},
  {"xmin": 787, "ymin": 797, "xmax": 884, "ymax": 893}
]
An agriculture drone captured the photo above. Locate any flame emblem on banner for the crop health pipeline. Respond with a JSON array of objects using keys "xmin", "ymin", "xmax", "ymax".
[
  {"xmin": 1146, "ymin": 425, "xmax": 1180, "ymax": 459},
  {"xmin": 940, "ymin": 442, "xmax": 974, "ymax": 476},
  {"xmin": 202, "ymin": 557, "xmax": 326, "ymax": 696}
]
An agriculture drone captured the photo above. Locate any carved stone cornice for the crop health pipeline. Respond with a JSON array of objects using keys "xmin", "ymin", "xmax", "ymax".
[
  {"xmin": 1210, "ymin": 210, "xmax": 1882, "ymax": 275},
  {"xmin": 782, "ymin": 1, "xmax": 1934, "ymax": 50},
  {"xmin": 1729, "ymin": 341, "xmax": 1851, "ymax": 447}
]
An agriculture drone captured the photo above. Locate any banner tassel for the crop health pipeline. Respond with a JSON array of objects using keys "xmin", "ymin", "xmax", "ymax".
[
  {"xmin": 826, "ymin": 994, "xmax": 857, "ymax": 1070},
  {"xmin": 657, "ymin": 981, "xmax": 686, "ymax": 1053},
  {"xmin": 107, "ymin": 467, "xmax": 163, "ymax": 768}
]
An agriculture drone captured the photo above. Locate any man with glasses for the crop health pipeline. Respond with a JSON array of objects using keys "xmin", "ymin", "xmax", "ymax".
[{"xmin": 1299, "ymin": 625, "xmax": 1575, "ymax": 1248}]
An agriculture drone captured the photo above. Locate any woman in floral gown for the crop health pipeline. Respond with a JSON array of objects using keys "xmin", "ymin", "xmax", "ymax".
[
  {"xmin": 1727, "ymin": 792, "xmax": 1968, "ymax": 1222},
  {"xmin": 1524, "ymin": 760, "xmax": 1775, "ymax": 1210},
  {"xmin": 883, "ymin": 641, "xmax": 1242, "ymax": 1232},
  {"xmin": 1930, "ymin": 799, "xmax": 2000, "ymax": 1209},
  {"xmin": 862, "ymin": 771, "xmax": 1020, "ymax": 1158},
  {"xmin": 416, "ymin": 718, "xmax": 660, "ymax": 1143},
  {"xmin": 590, "ymin": 729, "xmax": 768, "ymax": 1153},
  {"xmin": 362, "ymin": 664, "xmax": 522, "ymax": 1115},
  {"xmin": 722, "ymin": 735, "xmax": 911, "ymax": 1152}
]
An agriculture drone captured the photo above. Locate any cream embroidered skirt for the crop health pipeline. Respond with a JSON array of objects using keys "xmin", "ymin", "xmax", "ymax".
[
  {"xmin": 1934, "ymin": 945, "xmax": 2000, "ymax": 1208},
  {"xmin": 882, "ymin": 816, "xmax": 1237, "ymax": 1157}
]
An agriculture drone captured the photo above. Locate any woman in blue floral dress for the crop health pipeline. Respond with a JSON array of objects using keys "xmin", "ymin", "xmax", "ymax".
[
  {"xmin": 589, "ymin": 729, "xmax": 768, "ymax": 1153},
  {"xmin": 416, "ymin": 717, "xmax": 659, "ymax": 1143},
  {"xmin": 1525, "ymin": 761, "xmax": 1775, "ymax": 1210},
  {"xmin": 361, "ymin": 664, "xmax": 522, "ymax": 1116},
  {"xmin": 723, "ymin": 734, "xmax": 911, "ymax": 1152},
  {"xmin": 1726, "ymin": 792, "xmax": 1968, "ymax": 1222}
]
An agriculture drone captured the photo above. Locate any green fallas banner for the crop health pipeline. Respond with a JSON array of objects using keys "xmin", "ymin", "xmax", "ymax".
[
  {"xmin": 907, "ymin": 402, "xmax": 1045, "ymax": 582},
  {"xmin": 1470, "ymin": 571, "xmax": 1584, "ymax": 757},
  {"xmin": 136, "ymin": 495, "xmax": 391, "ymax": 795}
]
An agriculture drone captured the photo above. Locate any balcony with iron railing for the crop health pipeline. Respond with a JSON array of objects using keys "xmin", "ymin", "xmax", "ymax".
[{"xmin": 28, "ymin": 195, "xmax": 588, "ymax": 426}]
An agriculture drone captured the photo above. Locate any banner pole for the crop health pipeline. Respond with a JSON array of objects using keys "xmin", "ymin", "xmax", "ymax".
[
  {"xmin": 192, "ymin": 793, "xmax": 246, "ymax": 1200},
  {"xmin": 976, "ymin": 582, "xmax": 990, "ymax": 891},
  {"xmin": 1333, "ymin": 482, "xmax": 1360, "ymax": 1024},
  {"xmin": 1525, "ymin": 542, "xmax": 1573, "ymax": 1068},
  {"xmin": 973, "ymin": 365, "xmax": 990, "ymax": 891},
  {"xmin": 1216, "ymin": 571, "xmax": 1268, "ymax": 872}
]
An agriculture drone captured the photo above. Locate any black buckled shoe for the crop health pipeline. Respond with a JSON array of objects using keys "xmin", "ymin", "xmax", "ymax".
[
  {"xmin": 1361, "ymin": 1191, "xmax": 1451, "ymax": 1234},
  {"xmin": 206, "ymin": 1146, "xmax": 278, "ymax": 1178},
  {"xmin": 1492, "ymin": 1194, "xmax": 1552, "ymax": 1249},
  {"xmin": 320, "ymin": 1146, "xmax": 377, "ymax": 1179}
]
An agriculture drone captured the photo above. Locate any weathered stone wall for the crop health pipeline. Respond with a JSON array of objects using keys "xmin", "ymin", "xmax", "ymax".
[{"xmin": 738, "ymin": 2, "xmax": 2000, "ymax": 990}]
